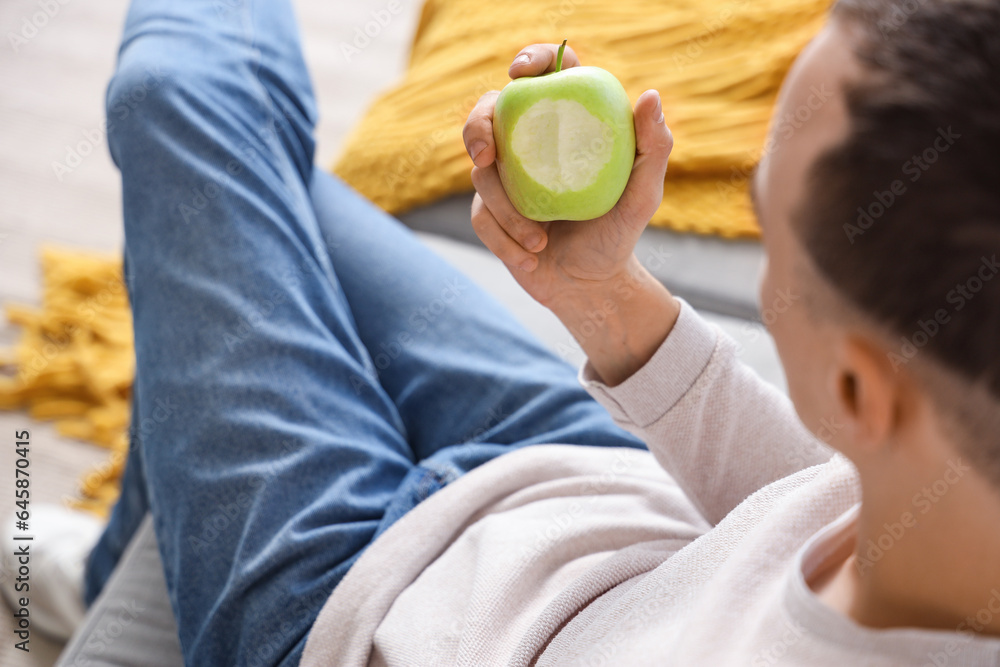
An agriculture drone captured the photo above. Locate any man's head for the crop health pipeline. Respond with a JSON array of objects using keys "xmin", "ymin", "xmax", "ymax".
[{"xmin": 755, "ymin": 0, "xmax": 1000, "ymax": 481}]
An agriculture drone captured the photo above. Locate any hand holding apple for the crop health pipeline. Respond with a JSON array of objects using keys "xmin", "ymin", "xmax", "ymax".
[{"xmin": 463, "ymin": 42, "xmax": 674, "ymax": 310}]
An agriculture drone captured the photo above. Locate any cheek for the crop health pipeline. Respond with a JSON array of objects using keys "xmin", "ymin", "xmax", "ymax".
[
  {"xmin": 757, "ymin": 268, "xmax": 821, "ymax": 425},
  {"xmin": 772, "ymin": 317, "xmax": 823, "ymax": 433},
  {"xmin": 758, "ymin": 258, "xmax": 772, "ymax": 320},
  {"xmin": 758, "ymin": 256, "xmax": 778, "ymax": 330},
  {"xmin": 767, "ymin": 305, "xmax": 836, "ymax": 443},
  {"xmin": 757, "ymin": 257, "xmax": 790, "ymax": 338}
]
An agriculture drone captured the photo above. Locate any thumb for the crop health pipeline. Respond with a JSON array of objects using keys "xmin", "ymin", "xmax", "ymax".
[{"xmin": 614, "ymin": 90, "xmax": 673, "ymax": 226}]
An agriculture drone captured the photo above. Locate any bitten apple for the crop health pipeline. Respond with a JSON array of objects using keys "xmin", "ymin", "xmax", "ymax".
[{"xmin": 492, "ymin": 40, "xmax": 636, "ymax": 222}]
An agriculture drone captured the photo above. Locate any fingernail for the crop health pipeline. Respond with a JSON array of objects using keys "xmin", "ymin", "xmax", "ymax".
[
  {"xmin": 523, "ymin": 234, "xmax": 542, "ymax": 250},
  {"xmin": 652, "ymin": 93, "xmax": 664, "ymax": 124},
  {"xmin": 519, "ymin": 257, "xmax": 536, "ymax": 272},
  {"xmin": 512, "ymin": 54, "xmax": 531, "ymax": 68},
  {"xmin": 468, "ymin": 140, "xmax": 487, "ymax": 162}
]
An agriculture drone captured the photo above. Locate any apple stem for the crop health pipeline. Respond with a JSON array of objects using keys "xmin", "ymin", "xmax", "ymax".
[{"xmin": 556, "ymin": 39, "xmax": 567, "ymax": 73}]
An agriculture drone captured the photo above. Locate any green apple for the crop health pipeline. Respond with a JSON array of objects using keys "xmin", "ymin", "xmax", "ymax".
[{"xmin": 493, "ymin": 40, "xmax": 636, "ymax": 222}]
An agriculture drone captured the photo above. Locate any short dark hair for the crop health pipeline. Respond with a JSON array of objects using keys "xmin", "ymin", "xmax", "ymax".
[{"xmin": 795, "ymin": 0, "xmax": 1000, "ymax": 469}]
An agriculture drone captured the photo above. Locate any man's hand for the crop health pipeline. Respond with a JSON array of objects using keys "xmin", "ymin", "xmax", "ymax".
[
  {"xmin": 463, "ymin": 43, "xmax": 681, "ymax": 386},
  {"xmin": 463, "ymin": 43, "xmax": 674, "ymax": 310}
]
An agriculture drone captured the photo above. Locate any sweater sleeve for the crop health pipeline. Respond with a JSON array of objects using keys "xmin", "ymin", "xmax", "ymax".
[{"xmin": 578, "ymin": 300, "xmax": 833, "ymax": 525}]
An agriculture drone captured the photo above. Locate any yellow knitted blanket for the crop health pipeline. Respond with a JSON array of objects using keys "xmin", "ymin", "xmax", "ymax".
[
  {"xmin": 0, "ymin": 248, "xmax": 132, "ymax": 517},
  {"xmin": 333, "ymin": 0, "xmax": 833, "ymax": 238}
]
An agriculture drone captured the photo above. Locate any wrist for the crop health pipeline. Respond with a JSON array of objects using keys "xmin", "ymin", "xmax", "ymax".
[
  {"xmin": 547, "ymin": 255, "xmax": 651, "ymax": 321},
  {"xmin": 548, "ymin": 256, "xmax": 681, "ymax": 387}
]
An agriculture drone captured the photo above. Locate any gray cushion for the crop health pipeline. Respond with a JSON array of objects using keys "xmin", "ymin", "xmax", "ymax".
[{"xmin": 57, "ymin": 515, "xmax": 181, "ymax": 667}]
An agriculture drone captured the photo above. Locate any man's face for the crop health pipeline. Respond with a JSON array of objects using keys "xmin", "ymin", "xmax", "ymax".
[{"xmin": 753, "ymin": 20, "xmax": 861, "ymax": 446}]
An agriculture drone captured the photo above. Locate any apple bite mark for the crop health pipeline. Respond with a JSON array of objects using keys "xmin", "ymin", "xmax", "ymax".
[
  {"xmin": 493, "ymin": 40, "xmax": 636, "ymax": 222},
  {"xmin": 511, "ymin": 98, "xmax": 614, "ymax": 193}
]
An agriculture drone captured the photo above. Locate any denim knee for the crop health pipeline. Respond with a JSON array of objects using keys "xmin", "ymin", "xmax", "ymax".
[{"xmin": 103, "ymin": 54, "xmax": 186, "ymax": 166}]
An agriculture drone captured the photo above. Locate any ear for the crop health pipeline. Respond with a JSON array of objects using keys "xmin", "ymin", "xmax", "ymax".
[{"xmin": 832, "ymin": 336, "xmax": 900, "ymax": 452}]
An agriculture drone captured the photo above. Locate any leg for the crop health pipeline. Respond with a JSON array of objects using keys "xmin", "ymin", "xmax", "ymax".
[
  {"xmin": 83, "ymin": 398, "xmax": 149, "ymax": 604},
  {"xmin": 92, "ymin": 1, "xmax": 417, "ymax": 664},
  {"xmin": 309, "ymin": 171, "xmax": 646, "ymax": 467},
  {"xmin": 85, "ymin": 255, "xmax": 148, "ymax": 605},
  {"xmin": 64, "ymin": 517, "xmax": 183, "ymax": 667}
]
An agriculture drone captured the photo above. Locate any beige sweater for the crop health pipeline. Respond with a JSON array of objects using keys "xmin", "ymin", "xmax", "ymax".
[{"xmin": 301, "ymin": 303, "xmax": 1000, "ymax": 666}]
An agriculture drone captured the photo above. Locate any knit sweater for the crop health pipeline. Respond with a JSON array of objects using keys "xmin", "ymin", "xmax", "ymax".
[{"xmin": 300, "ymin": 302, "xmax": 1000, "ymax": 666}]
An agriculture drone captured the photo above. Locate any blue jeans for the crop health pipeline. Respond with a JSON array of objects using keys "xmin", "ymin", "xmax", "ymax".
[{"xmin": 83, "ymin": 1, "xmax": 646, "ymax": 665}]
